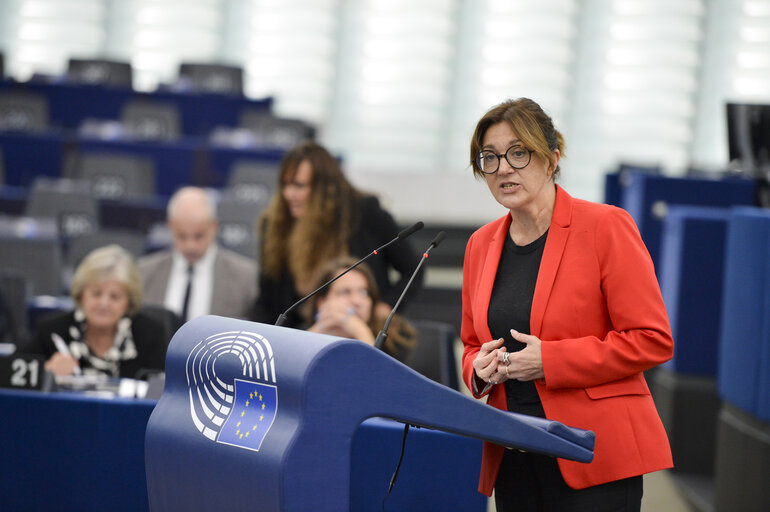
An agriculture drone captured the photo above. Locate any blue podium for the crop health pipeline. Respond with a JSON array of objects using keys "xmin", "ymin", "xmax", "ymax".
[{"xmin": 145, "ymin": 317, "xmax": 595, "ymax": 511}]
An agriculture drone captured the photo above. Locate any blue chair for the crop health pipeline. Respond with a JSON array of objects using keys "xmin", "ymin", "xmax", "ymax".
[{"xmin": 0, "ymin": 220, "xmax": 63, "ymax": 297}]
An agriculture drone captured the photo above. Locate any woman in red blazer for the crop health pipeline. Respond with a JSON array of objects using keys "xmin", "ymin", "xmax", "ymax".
[{"xmin": 461, "ymin": 98, "xmax": 673, "ymax": 512}]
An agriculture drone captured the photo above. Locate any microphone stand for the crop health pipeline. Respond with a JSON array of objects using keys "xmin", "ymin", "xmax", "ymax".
[
  {"xmin": 374, "ymin": 231, "xmax": 445, "ymax": 350},
  {"xmin": 275, "ymin": 221, "xmax": 424, "ymax": 326},
  {"xmin": 376, "ymin": 232, "xmax": 444, "ymax": 506}
]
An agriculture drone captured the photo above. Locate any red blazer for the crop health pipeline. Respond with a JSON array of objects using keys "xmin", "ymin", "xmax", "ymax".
[{"xmin": 461, "ymin": 185, "xmax": 673, "ymax": 495}]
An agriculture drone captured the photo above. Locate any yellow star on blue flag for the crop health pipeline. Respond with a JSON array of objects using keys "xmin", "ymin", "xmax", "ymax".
[{"xmin": 217, "ymin": 379, "xmax": 277, "ymax": 451}]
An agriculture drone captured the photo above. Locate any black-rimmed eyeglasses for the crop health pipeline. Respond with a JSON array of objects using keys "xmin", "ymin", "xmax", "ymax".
[{"xmin": 475, "ymin": 145, "xmax": 534, "ymax": 174}]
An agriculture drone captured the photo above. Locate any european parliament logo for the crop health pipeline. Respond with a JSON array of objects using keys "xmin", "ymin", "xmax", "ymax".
[{"xmin": 185, "ymin": 330, "xmax": 277, "ymax": 452}]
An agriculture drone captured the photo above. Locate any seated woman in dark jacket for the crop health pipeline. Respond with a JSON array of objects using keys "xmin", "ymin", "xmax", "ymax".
[
  {"xmin": 306, "ymin": 257, "xmax": 417, "ymax": 363},
  {"xmin": 22, "ymin": 244, "xmax": 166, "ymax": 379}
]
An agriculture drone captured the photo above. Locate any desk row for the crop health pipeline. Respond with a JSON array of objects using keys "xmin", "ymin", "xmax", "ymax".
[{"xmin": 0, "ymin": 131, "xmax": 287, "ymax": 196}]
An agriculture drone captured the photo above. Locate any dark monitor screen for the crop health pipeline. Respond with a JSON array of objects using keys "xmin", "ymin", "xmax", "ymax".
[
  {"xmin": 67, "ymin": 58, "xmax": 133, "ymax": 88},
  {"xmin": 178, "ymin": 63, "xmax": 243, "ymax": 96},
  {"xmin": 726, "ymin": 102, "xmax": 770, "ymax": 177}
]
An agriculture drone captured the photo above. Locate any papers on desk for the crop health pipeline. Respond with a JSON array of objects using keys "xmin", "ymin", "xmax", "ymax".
[
  {"xmin": 118, "ymin": 378, "xmax": 149, "ymax": 399},
  {"xmin": 55, "ymin": 374, "xmax": 151, "ymax": 399}
]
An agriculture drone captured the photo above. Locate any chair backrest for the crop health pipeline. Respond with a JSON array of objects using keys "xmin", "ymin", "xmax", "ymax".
[
  {"xmin": 0, "ymin": 91, "xmax": 49, "ymax": 133},
  {"xmin": 238, "ymin": 110, "xmax": 315, "ymax": 150},
  {"xmin": 67, "ymin": 151, "xmax": 157, "ymax": 199},
  {"xmin": 178, "ymin": 62, "xmax": 243, "ymax": 96},
  {"xmin": 138, "ymin": 304, "xmax": 182, "ymax": 350},
  {"xmin": 67, "ymin": 58, "xmax": 133, "ymax": 88},
  {"xmin": 217, "ymin": 193, "xmax": 263, "ymax": 259},
  {"xmin": 0, "ymin": 269, "xmax": 30, "ymax": 344},
  {"xmin": 145, "ymin": 222, "xmax": 173, "ymax": 253},
  {"xmin": 0, "ymin": 236, "xmax": 63, "ymax": 296},
  {"xmin": 66, "ymin": 228, "xmax": 147, "ymax": 270},
  {"xmin": 24, "ymin": 178, "xmax": 99, "ymax": 238},
  {"xmin": 226, "ymin": 159, "xmax": 278, "ymax": 206},
  {"xmin": 407, "ymin": 319, "xmax": 460, "ymax": 391},
  {"xmin": 121, "ymin": 100, "xmax": 181, "ymax": 141}
]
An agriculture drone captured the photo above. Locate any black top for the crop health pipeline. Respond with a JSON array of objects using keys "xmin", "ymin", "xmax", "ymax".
[
  {"xmin": 21, "ymin": 310, "xmax": 166, "ymax": 379},
  {"xmin": 488, "ymin": 230, "xmax": 548, "ymax": 416},
  {"xmin": 254, "ymin": 195, "xmax": 423, "ymax": 327}
]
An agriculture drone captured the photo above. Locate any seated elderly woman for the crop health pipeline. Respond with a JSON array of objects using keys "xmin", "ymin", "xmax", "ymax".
[
  {"xmin": 306, "ymin": 257, "xmax": 417, "ymax": 363},
  {"xmin": 23, "ymin": 244, "xmax": 166, "ymax": 379}
]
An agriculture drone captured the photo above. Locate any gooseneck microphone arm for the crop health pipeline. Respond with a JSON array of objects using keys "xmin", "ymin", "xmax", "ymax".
[
  {"xmin": 374, "ymin": 231, "xmax": 445, "ymax": 350},
  {"xmin": 274, "ymin": 221, "xmax": 424, "ymax": 327}
]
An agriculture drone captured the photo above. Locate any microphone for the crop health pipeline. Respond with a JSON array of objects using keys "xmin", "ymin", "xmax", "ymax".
[
  {"xmin": 274, "ymin": 221, "xmax": 424, "ymax": 326},
  {"xmin": 374, "ymin": 230, "xmax": 445, "ymax": 350}
]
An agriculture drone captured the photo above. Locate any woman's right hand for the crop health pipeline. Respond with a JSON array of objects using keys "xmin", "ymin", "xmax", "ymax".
[
  {"xmin": 45, "ymin": 352, "xmax": 80, "ymax": 376},
  {"xmin": 472, "ymin": 338, "xmax": 506, "ymax": 385},
  {"xmin": 309, "ymin": 297, "xmax": 374, "ymax": 344}
]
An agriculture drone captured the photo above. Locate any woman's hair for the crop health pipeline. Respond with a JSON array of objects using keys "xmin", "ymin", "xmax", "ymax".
[
  {"xmin": 469, "ymin": 97, "xmax": 565, "ymax": 180},
  {"xmin": 259, "ymin": 142, "xmax": 360, "ymax": 293},
  {"xmin": 70, "ymin": 244, "xmax": 142, "ymax": 315},
  {"xmin": 306, "ymin": 256, "xmax": 416, "ymax": 360}
]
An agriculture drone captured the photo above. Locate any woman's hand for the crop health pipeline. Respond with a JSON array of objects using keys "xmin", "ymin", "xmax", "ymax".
[
  {"xmin": 473, "ymin": 337, "xmax": 506, "ymax": 385},
  {"xmin": 45, "ymin": 352, "xmax": 80, "ymax": 376},
  {"xmin": 309, "ymin": 297, "xmax": 375, "ymax": 344},
  {"xmin": 497, "ymin": 329, "xmax": 544, "ymax": 381}
]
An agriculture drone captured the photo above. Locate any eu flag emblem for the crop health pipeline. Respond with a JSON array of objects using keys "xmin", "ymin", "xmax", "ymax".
[{"xmin": 217, "ymin": 379, "xmax": 278, "ymax": 452}]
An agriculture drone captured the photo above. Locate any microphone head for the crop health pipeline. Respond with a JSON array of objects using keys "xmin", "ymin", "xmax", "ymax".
[
  {"xmin": 397, "ymin": 221, "xmax": 424, "ymax": 240},
  {"xmin": 431, "ymin": 231, "xmax": 446, "ymax": 248}
]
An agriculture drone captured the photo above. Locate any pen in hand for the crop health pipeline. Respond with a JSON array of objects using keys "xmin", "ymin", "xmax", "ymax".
[{"xmin": 51, "ymin": 333, "xmax": 82, "ymax": 375}]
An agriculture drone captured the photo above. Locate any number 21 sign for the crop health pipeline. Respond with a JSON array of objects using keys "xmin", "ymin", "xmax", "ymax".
[{"xmin": 0, "ymin": 354, "xmax": 52, "ymax": 391}]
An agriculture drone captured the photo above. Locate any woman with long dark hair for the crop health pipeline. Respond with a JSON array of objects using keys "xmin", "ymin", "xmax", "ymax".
[{"xmin": 254, "ymin": 141, "xmax": 422, "ymax": 327}]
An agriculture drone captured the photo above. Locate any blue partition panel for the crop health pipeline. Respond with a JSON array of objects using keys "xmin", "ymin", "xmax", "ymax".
[
  {"xmin": 350, "ymin": 418, "xmax": 485, "ymax": 511},
  {"xmin": 0, "ymin": 389, "xmax": 154, "ymax": 512},
  {"xmin": 620, "ymin": 173, "xmax": 755, "ymax": 275},
  {"xmin": 659, "ymin": 206, "xmax": 730, "ymax": 376},
  {"xmin": 0, "ymin": 132, "xmax": 66, "ymax": 186},
  {"xmin": 603, "ymin": 171, "xmax": 621, "ymax": 206},
  {"xmin": 146, "ymin": 317, "xmax": 595, "ymax": 512},
  {"xmin": 0, "ymin": 388, "xmax": 490, "ymax": 512},
  {"xmin": 718, "ymin": 207, "xmax": 770, "ymax": 421}
]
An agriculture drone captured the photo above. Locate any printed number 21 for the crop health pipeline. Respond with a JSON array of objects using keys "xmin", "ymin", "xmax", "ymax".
[{"xmin": 11, "ymin": 358, "xmax": 39, "ymax": 387}]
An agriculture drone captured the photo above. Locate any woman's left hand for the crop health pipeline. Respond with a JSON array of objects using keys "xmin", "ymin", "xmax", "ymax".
[{"xmin": 497, "ymin": 329, "xmax": 545, "ymax": 381}]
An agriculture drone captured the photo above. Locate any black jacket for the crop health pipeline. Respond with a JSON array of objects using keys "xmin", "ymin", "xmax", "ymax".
[{"xmin": 22, "ymin": 310, "xmax": 166, "ymax": 379}]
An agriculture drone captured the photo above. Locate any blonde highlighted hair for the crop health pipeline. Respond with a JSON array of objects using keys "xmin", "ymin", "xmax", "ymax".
[{"xmin": 70, "ymin": 244, "xmax": 142, "ymax": 315}]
